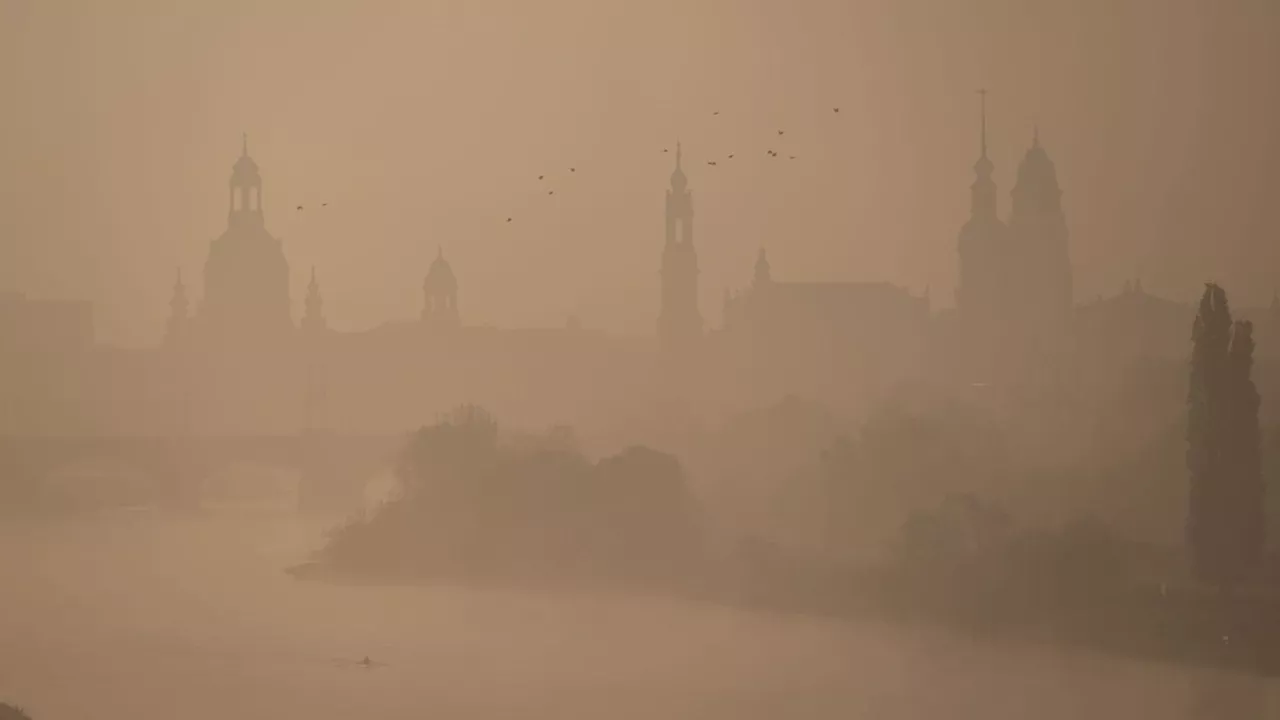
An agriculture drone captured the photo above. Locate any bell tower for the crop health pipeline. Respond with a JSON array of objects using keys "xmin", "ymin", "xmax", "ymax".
[
  {"xmin": 658, "ymin": 142, "xmax": 702, "ymax": 353},
  {"xmin": 229, "ymin": 133, "xmax": 264, "ymax": 228},
  {"xmin": 423, "ymin": 247, "xmax": 459, "ymax": 329}
]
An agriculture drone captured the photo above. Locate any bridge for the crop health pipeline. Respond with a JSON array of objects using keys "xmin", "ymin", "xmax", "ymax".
[{"xmin": 0, "ymin": 431, "xmax": 409, "ymax": 513}]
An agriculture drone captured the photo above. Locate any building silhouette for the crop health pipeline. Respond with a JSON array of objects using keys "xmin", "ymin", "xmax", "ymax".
[
  {"xmin": 952, "ymin": 93, "xmax": 1075, "ymax": 380},
  {"xmin": 1009, "ymin": 125, "xmax": 1073, "ymax": 334},
  {"xmin": 196, "ymin": 134, "xmax": 293, "ymax": 346},
  {"xmin": 657, "ymin": 142, "xmax": 703, "ymax": 354},
  {"xmin": 301, "ymin": 266, "xmax": 327, "ymax": 336},
  {"xmin": 955, "ymin": 89, "xmax": 1009, "ymax": 334},
  {"xmin": 422, "ymin": 247, "xmax": 459, "ymax": 330},
  {"xmin": 164, "ymin": 268, "xmax": 190, "ymax": 348},
  {"xmin": 14, "ymin": 115, "xmax": 1279, "ymax": 441}
]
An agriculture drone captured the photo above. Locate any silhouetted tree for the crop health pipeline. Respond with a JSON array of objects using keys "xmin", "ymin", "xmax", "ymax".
[
  {"xmin": 317, "ymin": 409, "xmax": 706, "ymax": 588},
  {"xmin": 1187, "ymin": 284, "xmax": 1264, "ymax": 587}
]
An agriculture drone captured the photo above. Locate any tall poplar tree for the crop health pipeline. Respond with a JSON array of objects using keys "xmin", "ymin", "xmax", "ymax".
[{"xmin": 1186, "ymin": 283, "xmax": 1264, "ymax": 587}]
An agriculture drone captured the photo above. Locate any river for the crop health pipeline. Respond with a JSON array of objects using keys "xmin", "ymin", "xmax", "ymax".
[{"xmin": 1, "ymin": 509, "xmax": 1276, "ymax": 719}]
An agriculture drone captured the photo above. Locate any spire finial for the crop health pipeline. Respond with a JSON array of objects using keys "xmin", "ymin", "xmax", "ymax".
[
  {"xmin": 242, "ymin": 132, "xmax": 248, "ymax": 156},
  {"xmin": 310, "ymin": 264, "xmax": 317, "ymax": 283},
  {"xmin": 437, "ymin": 245, "xmax": 444, "ymax": 260},
  {"xmin": 676, "ymin": 140, "xmax": 683, "ymax": 169},
  {"xmin": 176, "ymin": 266, "xmax": 183, "ymax": 285},
  {"xmin": 1032, "ymin": 122, "xmax": 1040, "ymax": 148},
  {"xmin": 976, "ymin": 88, "xmax": 988, "ymax": 159}
]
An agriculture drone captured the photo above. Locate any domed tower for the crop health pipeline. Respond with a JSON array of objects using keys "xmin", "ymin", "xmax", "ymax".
[
  {"xmin": 197, "ymin": 134, "xmax": 294, "ymax": 346},
  {"xmin": 658, "ymin": 141, "xmax": 702, "ymax": 353},
  {"xmin": 956, "ymin": 89, "xmax": 1010, "ymax": 325},
  {"xmin": 1009, "ymin": 126, "xmax": 1073, "ymax": 330},
  {"xmin": 422, "ymin": 247, "xmax": 459, "ymax": 329}
]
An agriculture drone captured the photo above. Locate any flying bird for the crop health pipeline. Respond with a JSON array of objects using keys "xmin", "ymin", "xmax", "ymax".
[
  {"xmin": 506, "ymin": 217, "xmax": 512, "ymax": 223},
  {"xmin": 548, "ymin": 190, "xmax": 554, "ymax": 195},
  {"xmin": 728, "ymin": 154, "xmax": 735, "ymax": 159},
  {"xmin": 538, "ymin": 175, "xmax": 544, "ymax": 180},
  {"xmin": 833, "ymin": 107, "xmax": 840, "ymax": 113},
  {"xmin": 321, "ymin": 203, "xmax": 328, "ymax": 207},
  {"xmin": 663, "ymin": 148, "xmax": 669, "ymax": 153},
  {"xmin": 296, "ymin": 205, "xmax": 304, "ymax": 211},
  {"xmin": 777, "ymin": 130, "xmax": 784, "ymax": 135},
  {"xmin": 569, "ymin": 167, "xmax": 576, "ymax": 172},
  {"xmin": 713, "ymin": 111, "xmax": 720, "ymax": 116},
  {"xmin": 706, "ymin": 161, "xmax": 717, "ymax": 166},
  {"xmin": 789, "ymin": 155, "xmax": 797, "ymax": 160}
]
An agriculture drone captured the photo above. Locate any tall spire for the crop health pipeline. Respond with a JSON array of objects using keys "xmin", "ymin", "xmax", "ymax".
[
  {"xmin": 669, "ymin": 139, "xmax": 689, "ymax": 194},
  {"xmin": 242, "ymin": 132, "xmax": 249, "ymax": 157},
  {"xmin": 978, "ymin": 88, "xmax": 988, "ymax": 160},
  {"xmin": 968, "ymin": 88, "xmax": 997, "ymax": 219},
  {"xmin": 302, "ymin": 265, "xmax": 326, "ymax": 333}
]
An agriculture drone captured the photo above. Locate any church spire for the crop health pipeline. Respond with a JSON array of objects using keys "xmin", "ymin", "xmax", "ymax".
[
  {"xmin": 753, "ymin": 248, "xmax": 771, "ymax": 288},
  {"xmin": 165, "ymin": 267, "xmax": 189, "ymax": 347},
  {"xmin": 302, "ymin": 265, "xmax": 326, "ymax": 333},
  {"xmin": 228, "ymin": 133, "xmax": 263, "ymax": 227},
  {"xmin": 970, "ymin": 89, "xmax": 997, "ymax": 219},
  {"xmin": 669, "ymin": 139, "xmax": 688, "ymax": 195},
  {"xmin": 979, "ymin": 88, "xmax": 988, "ymax": 160}
]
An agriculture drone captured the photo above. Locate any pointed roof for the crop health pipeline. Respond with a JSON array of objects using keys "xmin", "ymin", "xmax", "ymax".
[
  {"xmin": 233, "ymin": 132, "xmax": 260, "ymax": 176},
  {"xmin": 1012, "ymin": 124, "xmax": 1061, "ymax": 209},
  {"xmin": 973, "ymin": 89, "xmax": 993, "ymax": 178},
  {"xmin": 169, "ymin": 266, "xmax": 189, "ymax": 315},
  {"xmin": 753, "ymin": 248, "xmax": 771, "ymax": 286},
  {"xmin": 670, "ymin": 140, "xmax": 688, "ymax": 193},
  {"xmin": 425, "ymin": 246, "xmax": 457, "ymax": 288}
]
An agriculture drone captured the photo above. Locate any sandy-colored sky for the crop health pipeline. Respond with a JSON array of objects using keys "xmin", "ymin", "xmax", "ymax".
[{"xmin": 1, "ymin": 0, "xmax": 1277, "ymax": 346}]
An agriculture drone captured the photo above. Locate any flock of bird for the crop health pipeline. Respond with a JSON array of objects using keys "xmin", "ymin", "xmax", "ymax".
[
  {"xmin": 495, "ymin": 106, "xmax": 842, "ymax": 224},
  {"xmin": 289, "ymin": 106, "xmax": 844, "ymax": 225}
]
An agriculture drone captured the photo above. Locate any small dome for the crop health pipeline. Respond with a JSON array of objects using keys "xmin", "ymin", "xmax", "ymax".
[{"xmin": 425, "ymin": 247, "xmax": 457, "ymax": 290}]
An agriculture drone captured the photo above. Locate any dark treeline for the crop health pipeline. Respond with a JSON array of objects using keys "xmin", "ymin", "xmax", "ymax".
[
  {"xmin": 297, "ymin": 284, "xmax": 1280, "ymax": 676},
  {"xmin": 309, "ymin": 405, "xmax": 707, "ymax": 592}
]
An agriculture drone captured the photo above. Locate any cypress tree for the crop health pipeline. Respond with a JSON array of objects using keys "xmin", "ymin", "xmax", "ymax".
[
  {"xmin": 1186, "ymin": 283, "xmax": 1264, "ymax": 587},
  {"xmin": 1227, "ymin": 319, "xmax": 1264, "ymax": 578}
]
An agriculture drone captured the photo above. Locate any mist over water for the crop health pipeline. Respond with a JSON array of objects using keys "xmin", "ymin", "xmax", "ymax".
[{"xmin": 0, "ymin": 497, "xmax": 1275, "ymax": 719}]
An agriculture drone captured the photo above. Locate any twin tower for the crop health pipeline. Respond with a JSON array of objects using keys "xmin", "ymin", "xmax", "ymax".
[
  {"xmin": 956, "ymin": 92, "xmax": 1073, "ymax": 344},
  {"xmin": 657, "ymin": 93, "xmax": 1075, "ymax": 359}
]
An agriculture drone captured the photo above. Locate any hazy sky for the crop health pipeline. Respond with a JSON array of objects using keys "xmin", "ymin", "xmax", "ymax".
[{"xmin": 1, "ymin": 0, "xmax": 1277, "ymax": 346}]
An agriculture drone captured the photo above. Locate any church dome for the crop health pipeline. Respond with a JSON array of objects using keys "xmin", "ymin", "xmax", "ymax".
[
  {"xmin": 1014, "ymin": 129, "xmax": 1060, "ymax": 193},
  {"xmin": 1011, "ymin": 128, "xmax": 1062, "ymax": 215},
  {"xmin": 426, "ymin": 247, "xmax": 457, "ymax": 289}
]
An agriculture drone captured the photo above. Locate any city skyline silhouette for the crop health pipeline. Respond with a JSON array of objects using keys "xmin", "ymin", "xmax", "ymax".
[
  {"xmin": 2, "ymin": 0, "xmax": 1278, "ymax": 346},
  {"xmin": 5, "ymin": 3, "xmax": 1280, "ymax": 719}
]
